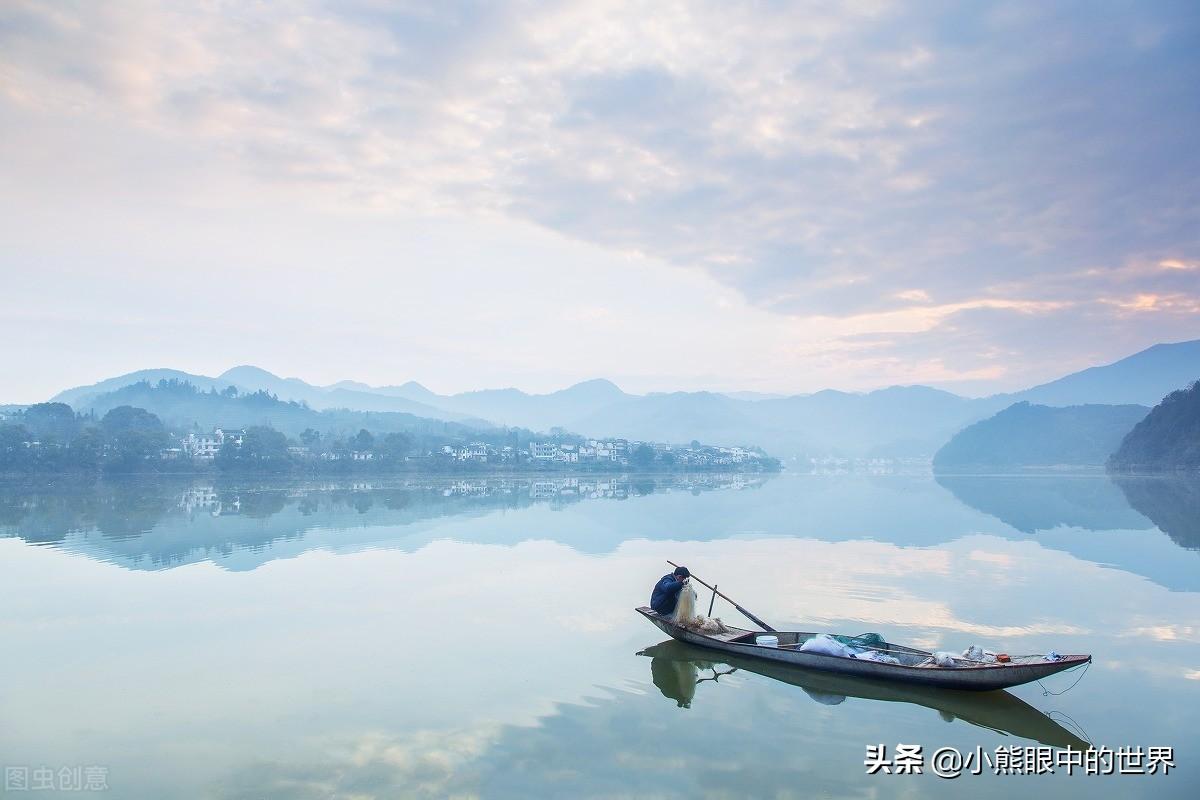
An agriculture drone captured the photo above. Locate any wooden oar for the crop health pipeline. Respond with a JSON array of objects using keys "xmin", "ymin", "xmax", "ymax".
[{"xmin": 668, "ymin": 560, "xmax": 776, "ymax": 632}]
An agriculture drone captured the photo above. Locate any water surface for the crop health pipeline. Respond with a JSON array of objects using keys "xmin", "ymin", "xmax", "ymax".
[{"xmin": 0, "ymin": 472, "xmax": 1196, "ymax": 798}]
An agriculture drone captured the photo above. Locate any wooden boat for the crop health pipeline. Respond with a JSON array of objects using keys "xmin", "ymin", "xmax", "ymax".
[
  {"xmin": 637, "ymin": 607, "xmax": 1091, "ymax": 692},
  {"xmin": 637, "ymin": 639, "xmax": 1090, "ymax": 749}
]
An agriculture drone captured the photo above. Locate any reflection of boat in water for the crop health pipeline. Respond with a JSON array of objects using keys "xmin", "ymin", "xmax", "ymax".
[
  {"xmin": 638, "ymin": 640, "xmax": 1089, "ymax": 749},
  {"xmin": 638, "ymin": 607, "xmax": 1090, "ymax": 691}
]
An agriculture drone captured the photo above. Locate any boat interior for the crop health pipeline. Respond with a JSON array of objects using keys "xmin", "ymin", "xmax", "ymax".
[{"xmin": 728, "ymin": 631, "xmax": 935, "ymax": 667}]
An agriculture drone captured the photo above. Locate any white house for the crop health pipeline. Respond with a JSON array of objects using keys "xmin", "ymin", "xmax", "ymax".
[
  {"xmin": 529, "ymin": 442, "xmax": 559, "ymax": 460},
  {"xmin": 182, "ymin": 428, "xmax": 244, "ymax": 460}
]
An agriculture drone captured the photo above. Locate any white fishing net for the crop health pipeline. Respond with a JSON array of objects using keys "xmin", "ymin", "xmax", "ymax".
[
  {"xmin": 673, "ymin": 582, "xmax": 698, "ymax": 622},
  {"xmin": 671, "ymin": 582, "xmax": 729, "ymax": 634}
]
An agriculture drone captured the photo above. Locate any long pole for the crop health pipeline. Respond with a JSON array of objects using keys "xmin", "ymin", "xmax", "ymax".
[{"xmin": 668, "ymin": 560, "xmax": 775, "ymax": 632}]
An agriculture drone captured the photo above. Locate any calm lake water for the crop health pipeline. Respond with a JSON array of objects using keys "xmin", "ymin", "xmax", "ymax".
[{"xmin": 0, "ymin": 472, "xmax": 1196, "ymax": 798}]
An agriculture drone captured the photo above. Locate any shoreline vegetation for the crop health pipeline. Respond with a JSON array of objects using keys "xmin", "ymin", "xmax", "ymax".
[
  {"xmin": 1107, "ymin": 380, "xmax": 1200, "ymax": 472},
  {"xmin": 0, "ymin": 384, "xmax": 781, "ymax": 477}
]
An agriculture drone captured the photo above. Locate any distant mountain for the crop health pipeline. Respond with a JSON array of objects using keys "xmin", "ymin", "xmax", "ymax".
[
  {"xmin": 55, "ymin": 366, "xmax": 481, "ymax": 424},
  {"xmin": 45, "ymin": 339, "xmax": 1200, "ymax": 459},
  {"xmin": 53, "ymin": 368, "xmax": 233, "ymax": 407},
  {"xmin": 443, "ymin": 379, "xmax": 629, "ymax": 429},
  {"xmin": 568, "ymin": 385, "xmax": 982, "ymax": 458},
  {"xmin": 353, "ymin": 381, "xmax": 444, "ymax": 405},
  {"xmin": 1005, "ymin": 340, "xmax": 1200, "ymax": 407},
  {"xmin": 78, "ymin": 380, "xmax": 487, "ymax": 440},
  {"xmin": 933, "ymin": 402, "xmax": 1148, "ymax": 472},
  {"xmin": 215, "ymin": 365, "xmax": 489, "ymax": 420},
  {"xmin": 721, "ymin": 391, "xmax": 788, "ymax": 401},
  {"xmin": 1108, "ymin": 381, "xmax": 1200, "ymax": 470}
]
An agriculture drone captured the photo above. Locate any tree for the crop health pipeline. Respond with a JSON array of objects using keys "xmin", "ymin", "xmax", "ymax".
[
  {"xmin": 379, "ymin": 432, "xmax": 412, "ymax": 460},
  {"xmin": 222, "ymin": 385, "xmax": 239, "ymax": 398},
  {"xmin": 23, "ymin": 402, "xmax": 79, "ymax": 442},
  {"xmin": 632, "ymin": 443, "xmax": 656, "ymax": 467},
  {"xmin": 217, "ymin": 426, "xmax": 291, "ymax": 472},
  {"xmin": 353, "ymin": 429, "xmax": 375, "ymax": 451},
  {"xmin": 99, "ymin": 407, "xmax": 168, "ymax": 472},
  {"xmin": 0, "ymin": 424, "xmax": 31, "ymax": 470},
  {"xmin": 300, "ymin": 428, "xmax": 321, "ymax": 447},
  {"xmin": 101, "ymin": 406, "xmax": 165, "ymax": 436},
  {"xmin": 106, "ymin": 428, "xmax": 168, "ymax": 473},
  {"xmin": 68, "ymin": 427, "xmax": 104, "ymax": 469}
]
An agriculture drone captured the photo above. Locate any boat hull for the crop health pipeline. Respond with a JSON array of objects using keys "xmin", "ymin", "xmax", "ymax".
[
  {"xmin": 638, "ymin": 639, "xmax": 1090, "ymax": 749},
  {"xmin": 637, "ymin": 607, "xmax": 1090, "ymax": 692}
]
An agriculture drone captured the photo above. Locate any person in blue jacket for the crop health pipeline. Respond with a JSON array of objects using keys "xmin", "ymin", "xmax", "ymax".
[{"xmin": 650, "ymin": 565, "xmax": 690, "ymax": 615}]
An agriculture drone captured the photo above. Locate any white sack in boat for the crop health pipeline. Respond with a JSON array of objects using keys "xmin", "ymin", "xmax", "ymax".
[
  {"xmin": 799, "ymin": 633, "xmax": 856, "ymax": 658},
  {"xmin": 961, "ymin": 645, "xmax": 997, "ymax": 663},
  {"xmin": 854, "ymin": 649, "xmax": 900, "ymax": 665},
  {"xmin": 933, "ymin": 651, "xmax": 959, "ymax": 667}
]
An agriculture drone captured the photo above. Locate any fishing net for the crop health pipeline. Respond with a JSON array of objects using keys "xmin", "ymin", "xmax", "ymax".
[
  {"xmin": 672, "ymin": 583, "xmax": 730, "ymax": 634},
  {"xmin": 673, "ymin": 582, "xmax": 698, "ymax": 623},
  {"xmin": 833, "ymin": 632, "xmax": 886, "ymax": 649}
]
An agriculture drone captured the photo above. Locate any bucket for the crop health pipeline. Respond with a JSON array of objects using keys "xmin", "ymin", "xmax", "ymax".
[{"xmin": 756, "ymin": 635, "xmax": 779, "ymax": 648}]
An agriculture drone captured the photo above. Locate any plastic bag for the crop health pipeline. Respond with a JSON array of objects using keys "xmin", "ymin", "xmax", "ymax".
[
  {"xmin": 800, "ymin": 633, "xmax": 856, "ymax": 658},
  {"xmin": 933, "ymin": 651, "xmax": 959, "ymax": 667},
  {"xmin": 961, "ymin": 645, "xmax": 997, "ymax": 663}
]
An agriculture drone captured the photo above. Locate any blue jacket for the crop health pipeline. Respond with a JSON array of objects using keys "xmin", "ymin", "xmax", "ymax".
[{"xmin": 650, "ymin": 574, "xmax": 686, "ymax": 614}]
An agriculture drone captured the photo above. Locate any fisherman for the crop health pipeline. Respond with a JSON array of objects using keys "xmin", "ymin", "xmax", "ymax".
[{"xmin": 650, "ymin": 565, "xmax": 690, "ymax": 615}]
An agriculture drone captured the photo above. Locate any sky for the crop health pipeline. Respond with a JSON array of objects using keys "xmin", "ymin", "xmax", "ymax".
[{"xmin": 1, "ymin": 0, "xmax": 1198, "ymax": 403}]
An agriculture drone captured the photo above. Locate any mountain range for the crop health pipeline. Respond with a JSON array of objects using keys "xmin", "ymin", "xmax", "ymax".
[
  {"xmin": 932, "ymin": 402, "xmax": 1150, "ymax": 471},
  {"xmin": 49, "ymin": 339, "xmax": 1200, "ymax": 459}
]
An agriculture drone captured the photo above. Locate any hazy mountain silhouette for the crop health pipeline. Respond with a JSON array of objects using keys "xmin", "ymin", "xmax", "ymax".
[
  {"xmin": 1002, "ymin": 340, "xmax": 1200, "ymax": 407},
  {"xmin": 54, "ymin": 366, "xmax": 481, "ymax": 423},
  {"xmin": 1109, "ymin": 380, "xmax": 1200, "ymax": 470},
  {"xmin": 934, "ymin": 402, "xmax": 1149, "ymax": 471},
  {"xmin": 48, "ymin": 339, "xmax": 1200, "ymax": 458},
  {"xmin": 77, "ymin": 380, "xmax": 487, "ymax": 439}
]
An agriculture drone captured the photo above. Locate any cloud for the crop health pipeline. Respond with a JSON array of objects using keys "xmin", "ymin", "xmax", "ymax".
[{"xmin": 0, "ymin": 0, "xmax": 1197, "ymax": 395}]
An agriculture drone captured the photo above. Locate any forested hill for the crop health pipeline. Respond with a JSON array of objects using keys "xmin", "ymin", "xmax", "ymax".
[
  {"xmin": 1109, "ymin": 381, "xmax": 1200, "ymax": 470},
  {"xmin": 933, "ymin": 402, "xmax": 1148, "ymax": 472},
  {"xmin": 83, "ymin": 380, "xmax": 485, "ymax": 439}
]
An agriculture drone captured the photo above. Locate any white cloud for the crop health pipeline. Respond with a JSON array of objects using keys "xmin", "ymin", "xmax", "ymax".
[{"xmin": 0, "ymin": 0, "xmax": 1197, "ymax": 398}]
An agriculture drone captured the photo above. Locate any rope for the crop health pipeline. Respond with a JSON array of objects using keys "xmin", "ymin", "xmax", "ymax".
[
  {"xmin": 1035, "ymin": 660, "xmax": 1090, "ymax": 696},
  {"xmin": 1047, "ymin": 710, "xmax": 1095, "ymax": 748}
]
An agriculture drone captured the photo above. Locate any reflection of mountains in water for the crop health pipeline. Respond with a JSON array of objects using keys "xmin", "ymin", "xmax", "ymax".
[
  {"xmin": 1112, "ymin": 476, "xmax": 1200, "ymax": 551},
  {"xmin": 0, "ymin": 474, "xmax": 767, "ymax": 570},
  {"xmin": 638, "ymin": 640, "xmax": 1089, "ymax": 750},
  {"xmin": 933, "ymin": 474, "xmax": 1152, "ymax": 534},
  {"xmin": 934, "ymin": 473, "xmax": 1200, "ymax": 592},
  {"xmin": 5, "ymin": 473, "xmax": 1198, "ymax": 590}
]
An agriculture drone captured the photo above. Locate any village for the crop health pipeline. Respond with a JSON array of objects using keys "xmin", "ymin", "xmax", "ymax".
[{"xmin": 172, "ymin": 427, "xmax": 775, "ymax": 470}]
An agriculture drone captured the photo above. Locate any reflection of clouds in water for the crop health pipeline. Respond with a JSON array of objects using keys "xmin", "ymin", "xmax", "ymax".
[
  {"xmin": 968, "ymin": 550, "xmax": 1015, "ymax": 567},
  {"xmin": 219, "ymin": 726, "xmax": 497, "ymax": 800},
  {"xmin": 617, "ymin": 534, "xmax": 1200, "ymax": 670},
  {"xmin": 551, "ymin": 609, "xmax": 627, "ymax": 633},
  {"xmin": 1118, "ymin": 624, "xmax": 1198, "ymax": 643},
  {"xmin": 621, "ymin": 537, "xmax": 1086, "ymax": 640},
  {"xmin": 4, "ymin": 501, "xmax": 1200, "ymax": 798}
]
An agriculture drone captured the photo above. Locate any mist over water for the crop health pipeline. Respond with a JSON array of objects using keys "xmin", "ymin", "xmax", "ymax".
[{"xmin": 1, "ymin": 472, "xmax": 1196, "ymax": 798}]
